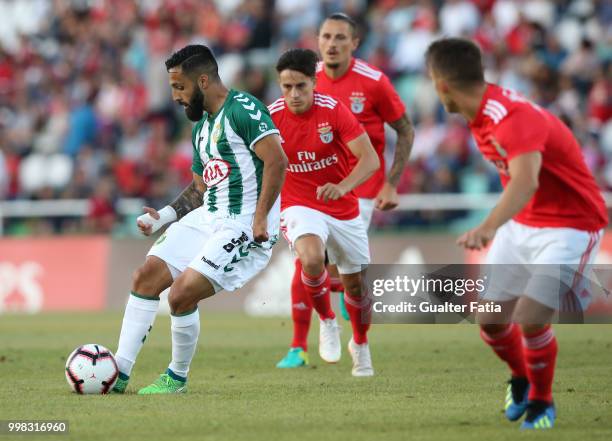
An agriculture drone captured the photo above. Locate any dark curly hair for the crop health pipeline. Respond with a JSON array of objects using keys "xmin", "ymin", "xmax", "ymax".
[{"xmin": 165, "ymin": 44, "xmax": 220, "ymax": 81}]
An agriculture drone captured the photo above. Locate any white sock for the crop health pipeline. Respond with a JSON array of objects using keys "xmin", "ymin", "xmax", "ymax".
[
  {"xmin": 168, "ymin": 309, "xmax": 200, "ymax": 380},
  {"xmin": 115, "ymin": 293, "xmax": 159, "ymax": 376}
]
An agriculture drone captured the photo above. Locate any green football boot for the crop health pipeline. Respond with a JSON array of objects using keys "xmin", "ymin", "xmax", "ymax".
[
  {"xmin": 111, "ymin": 372, "xmax": 130, "ymax": 394},
  {"xmin": 138, "ymin": 370, "xmax": 187, "ymax": 395},
  {"xmin": 276, "ymin": 347, "xmax": 309, "ymax": 368}
]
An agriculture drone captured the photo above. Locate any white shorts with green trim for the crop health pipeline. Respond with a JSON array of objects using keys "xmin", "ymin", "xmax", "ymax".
[{"xmin": 148, "ymin": 206, "xmax": 278, "ymax": 293}]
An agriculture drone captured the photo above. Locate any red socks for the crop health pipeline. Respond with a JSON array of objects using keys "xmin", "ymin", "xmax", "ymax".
[
  {"xmin": 523, "ymin": 326, "xmax": 558, "ymax": 403},
  {"xmin": 301, "ymin": 268, "xmax": 335, "ymax": 321},
  {"xmin": 481, "ymin": 324, "xmax": 557, "ymax": 404},
  {"xmin": 290, "ymin": 260, "xmax": 312, "ymax": 351},
  {"xmin": 480, "ymin": 324, "xmax": 527, "ymax": 378},
  {"xmin": 344, "ymin": 292, "xmax": 371, "ymax": 344},
  {"xmin": 290, "ymin": 260, "xmax": 337, "ymax": 350}
]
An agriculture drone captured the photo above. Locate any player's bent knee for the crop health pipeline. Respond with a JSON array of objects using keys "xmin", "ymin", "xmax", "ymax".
[
  {"xmin": 131, "ymin": 265, "xmax": 162, "ymax": 298},
  {"xmin": 299, "ymin": 255, "xmax": 326, "ymax": 276},
  {"xmin": 294, "ymin": 236, "xmax": 326, "ymax": 275},
  {"xmin": 168, "ymin": 270, "xmax": 215, "ymax": 315},
  {"xmin": 167, "ymin": 285, "xmax": 196, "ymax": 315},
  {"xmin": 132, "ymin": 265, "xmax": 146, "ymax": 286},
  {"xmin": 132, "ymin": 256, "xmax": 173, "ymax": 297}
]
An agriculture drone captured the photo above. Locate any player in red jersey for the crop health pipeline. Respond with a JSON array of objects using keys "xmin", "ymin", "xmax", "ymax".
[
  {"xmin": 277, "ymin": 13, "xmax": 415, "ymax": 368},
  {"xmin": 316, "ymin": 13, "xmax": 414, "ymax": 216},
  {"xmin": 426, "ymin": 38, "xmax": 608, "ymax": 429},
  {"xmin": 270, "ymin": 48, "xmax": 380, "ymax": 376}
]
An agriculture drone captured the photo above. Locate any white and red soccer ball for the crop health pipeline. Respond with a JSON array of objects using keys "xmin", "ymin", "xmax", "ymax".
[{"xmin": 65, "ymin": 344, "xmax": 118, "ymax": 394}]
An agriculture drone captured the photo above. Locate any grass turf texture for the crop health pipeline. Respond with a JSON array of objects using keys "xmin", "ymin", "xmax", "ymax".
[{"xmin": 1, "ymin": 313, "xmax": 611, "ymax": 441}]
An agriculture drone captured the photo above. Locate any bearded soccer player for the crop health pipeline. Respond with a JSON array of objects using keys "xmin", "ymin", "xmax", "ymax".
[
  {"xmin": 111, "ymin": 45, "xmax": 287, "ymax": 394},
  {"xmin": 426, "ymin": 38, "xmax": 607, "ymax": 429},
  {"xmin": 270, "ymin": 49, "xmax": 379, "ymax": 376},
  {"xmin": 276, "ymin": 13, "xmax": 414, "ymax": 369}
]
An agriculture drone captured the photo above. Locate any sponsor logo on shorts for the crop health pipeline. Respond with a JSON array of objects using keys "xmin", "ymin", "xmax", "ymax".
[
  {"xmin": 223, "ymin": 246, "xmax": 250, "ymax": 273},
  {"xmin": 201, "ymin": 256, "xmax": 220, "ymax": 270},
  {"xmin": 223, "ymin": 232, "xmax": 250, "ymax": 253}
]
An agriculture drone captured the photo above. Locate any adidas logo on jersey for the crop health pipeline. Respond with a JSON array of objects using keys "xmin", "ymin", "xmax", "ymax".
[
  {"xmin": 352, "ymin": 60, "xmax": 382, "ymax": 81},
  {"xmin": 483, "ymin": 99, "xmax": 508, "ymax": 124}
]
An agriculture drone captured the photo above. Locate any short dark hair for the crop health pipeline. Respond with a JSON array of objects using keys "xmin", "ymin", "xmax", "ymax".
[
  {"xmin": 276, "ymin": 49, "xmax": 318, "ymax": 78},
  {"xmin": 425, "ymin": 38, "xmax": 485, "ymax": 87},
  {"xmin": 165, "ymin": 44, "xmax": 219, "ymax": 81},
  {"xmin": 320, "ymin": 12, "xmax": 358, "ymax": 37}
]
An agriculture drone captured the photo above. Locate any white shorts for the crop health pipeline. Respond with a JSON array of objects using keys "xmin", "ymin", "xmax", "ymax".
[
  {"xmin": 148, "ymin": 206, "xmax": 278, "ymax": 293},
  {"xmin": 358, "ymin": 198, "xmax": 375, "ymax": 229},
  {"xmin": 280, "ymin": 205, "xmax": 370, "ymax": 275},
  {"xmin": 483, "ymin": 220, "xmax": 603, "ymax": 311}
]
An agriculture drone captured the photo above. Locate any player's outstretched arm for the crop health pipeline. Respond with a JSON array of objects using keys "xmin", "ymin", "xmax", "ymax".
[
  {"xmin": 376, "ymin": 114, "xmax": 415, "ymax": 210},
  {"xmin": 457, "ymin": 151, "xmax": 542, "ymax": 250},
  {"xmin": 252, "ymin": 134, "xmax": 288, "ymax": 242},
  {"xmin": 136, "ymin": 173, "xmax": 206, "ymax": 236},
  {"xmin": 317, "ymin": 133, "xmax": 380, "ymax": 202}
]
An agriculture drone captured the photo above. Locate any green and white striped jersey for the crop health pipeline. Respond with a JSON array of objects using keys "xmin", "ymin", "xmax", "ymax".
[{"xmin": 191, "ymin": 89, "xmax": 279, "ymax": 218}]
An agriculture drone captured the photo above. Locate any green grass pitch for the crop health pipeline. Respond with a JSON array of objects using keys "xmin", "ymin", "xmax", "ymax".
[{"xmin": 1, "ymin": 313, "xmax": 611, "ymax": 441}]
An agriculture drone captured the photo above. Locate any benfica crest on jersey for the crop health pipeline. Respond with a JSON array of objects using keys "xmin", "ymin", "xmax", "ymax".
[
  {"xmin": 318, "ymin": 124, "xmax": 333, "ymax": 144},
  {"xmin": 350, "ymin": 94, "xmax": 366, "ymax": 114}
]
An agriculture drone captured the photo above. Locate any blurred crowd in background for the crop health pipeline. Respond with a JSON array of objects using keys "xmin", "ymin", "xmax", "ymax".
[{"xmin": 0, "ymin": 0, "xmax": 610, "ymax": 235}]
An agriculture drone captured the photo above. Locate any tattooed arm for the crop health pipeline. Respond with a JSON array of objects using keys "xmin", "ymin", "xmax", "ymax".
[
  {"xmin": 375, "ymin": 113, "xmax": 415, "ymax": 210},
  {"xmin": 136, "ymin": 173, "xmax": 206, "ymax": 236},
  {"xmin": 169, "ymin": 173, "xmax": 206, "ymax": 219}
]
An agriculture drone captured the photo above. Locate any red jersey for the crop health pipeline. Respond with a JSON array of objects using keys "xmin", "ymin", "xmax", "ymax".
[
  {"xmin": 470, "ymin": 84, "xmax": 607, "ymax": 231},
  {"xmin": 269, "ymin": 92, "xmax": 365, "ymax": 220},
  {"xmin": 316, "ymin": 58, "xmax": 406, "ymax": 199}
]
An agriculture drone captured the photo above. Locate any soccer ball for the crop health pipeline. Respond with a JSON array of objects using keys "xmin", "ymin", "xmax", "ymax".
[{"xmin": 65, "ymin": 344, "xmax": 119, "ymax": 394}]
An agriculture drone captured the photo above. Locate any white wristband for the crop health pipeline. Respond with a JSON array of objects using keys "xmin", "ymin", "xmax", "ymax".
[{"xmin": 137, "ymin": 206, "xmax": 177, "ymax": 235}]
